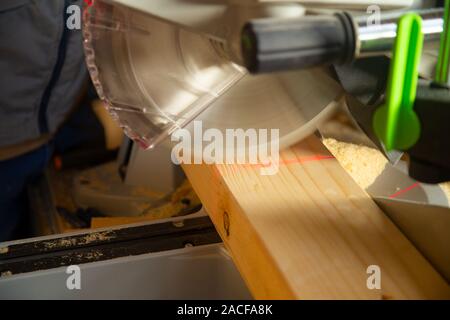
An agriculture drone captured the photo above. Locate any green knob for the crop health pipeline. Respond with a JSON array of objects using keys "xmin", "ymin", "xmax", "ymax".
[{"xmin": 373, "ymin": 13, "xmax": 423, "ymax": 151}]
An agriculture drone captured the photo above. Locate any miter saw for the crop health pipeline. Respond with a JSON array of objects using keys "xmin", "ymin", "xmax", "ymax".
[
  {"xmin": 1, "ymin": 0, "xmax": 450, "ymax": 299},
  {"xmin": 79, "ymin": 0, "xmax": 450, "ymax": 283},
  {"xmin": 82, "ymin": 0, "xmax": 449, "ymax": 183}
]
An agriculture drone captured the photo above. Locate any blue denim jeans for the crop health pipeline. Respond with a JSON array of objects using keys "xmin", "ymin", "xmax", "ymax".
[{"xmin": 0, "ymin": 143, "xmax": 53, "ymax": 242}]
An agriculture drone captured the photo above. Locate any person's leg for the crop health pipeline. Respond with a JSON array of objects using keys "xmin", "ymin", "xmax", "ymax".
[{"xmin": 0, "ymin": 144, "xmax": 52, "ymax": 242}]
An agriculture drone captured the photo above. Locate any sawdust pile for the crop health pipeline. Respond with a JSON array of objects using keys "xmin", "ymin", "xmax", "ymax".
[
  {"xmin": 440, "ymin": 183, "xmax": 450, "ymax": 199},
  {"xmin": 323, "ymin": 138, "xmax": 388, "ymax": 190},
  {"xmin": 1, "ymin": 271, "xmax": 12, "ymax": 277},
  {"xmin": 323, "ymin": 138, "xmax": 450, "ymax": 200}
]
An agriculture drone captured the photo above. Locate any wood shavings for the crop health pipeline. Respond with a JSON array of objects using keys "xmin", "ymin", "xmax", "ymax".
[
  {"xmin": 323, "ymin": 138, "xmax": 450, "ymax": 201},
  {"xmin": 42, "ymin": 238, "xmax": 76, "ymax": 249},
  {"xmin": 91, "ymin": 180, "xmax": 202, "ymax": 228},
  {"xmin": 41, "ymin": 231, "xmax": 115, "ymax": 249},
  {"xmin": 79, "ymin": 231, "xmax": 114, "ymax": 244},
  {"xmin": 140, "ymin": 180, "xmax": 201, "ymax": 218},
  {"xmin": 439, "ymin": 182, "xmax": 450, "ymax": 201},
  {"xmin": 74, "ymin": 250, "xmax": 104, "ymax": 260},
  {"xmin": 1, "ymin": 271, "xmax": 13, "ymax": 277},
  {"xmin": 323, "ymin": 138, "xmax": 388, "ymax": 190}
]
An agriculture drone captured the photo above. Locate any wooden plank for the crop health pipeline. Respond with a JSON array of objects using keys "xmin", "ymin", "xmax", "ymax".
[{"xmin": 182, "ymin": 136, "xmax": 450, "ymax": 299}]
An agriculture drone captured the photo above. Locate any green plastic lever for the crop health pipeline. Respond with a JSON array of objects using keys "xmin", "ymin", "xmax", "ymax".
[
  {"xmin": 373, "ymin": 13, "xmax": 424, "ymax": 151},
  {"xmin": 436, "ymin": 0, "xmax": 450, "ymax": 86}
]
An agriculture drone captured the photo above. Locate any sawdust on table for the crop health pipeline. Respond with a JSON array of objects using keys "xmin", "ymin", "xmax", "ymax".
[
  {"xmin": 74, "ymin": 250, "xmax": 104, "ymax": 260},
  {"xmin": 140, "ymin": 180, "xmax": 201, "ymax": 219},
  {"xmin": 90, "ymin": 179, "xmax": 202, "ymax": 228},
  {"xmin": 80, "ymin": 231, "xmax": 115, "ymax": 243},
  {"xmin": 1, "ymin": 271, "xmax": 13, "ymax": 277},
  {"xmin": 40, "ymin": 231, "xmax": 115, "ymax": 249}
]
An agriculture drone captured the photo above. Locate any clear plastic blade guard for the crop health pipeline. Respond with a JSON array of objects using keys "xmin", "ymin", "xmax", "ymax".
[
  {"xmin": 83, "ymin": 0, "xmax": 409, "ymax": 151},
  {"xmin": 84, "ymin": 0, "xmax": 250, "ymax": 149}
]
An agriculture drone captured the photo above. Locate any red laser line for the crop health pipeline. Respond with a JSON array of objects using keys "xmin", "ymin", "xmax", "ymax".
[
  {"xmin": 244, "ymin": 155, "xmax": 335, "ymax": 169},
  {"xmin": 177, "ymin": 155, "xmax": 334, "ymax": 169},
  {"xmin": 280, "ymin": 155, "xmax": 335, "ymax": 165},
  {"xmin": 388, "ymin": 182, "xmax": 420, "ymax": 199}
]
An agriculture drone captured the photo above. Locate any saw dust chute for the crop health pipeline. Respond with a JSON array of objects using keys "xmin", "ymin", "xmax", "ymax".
[{"xmin": 83, "ymin": 0, "xmax": 344, "ymax": 153}]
